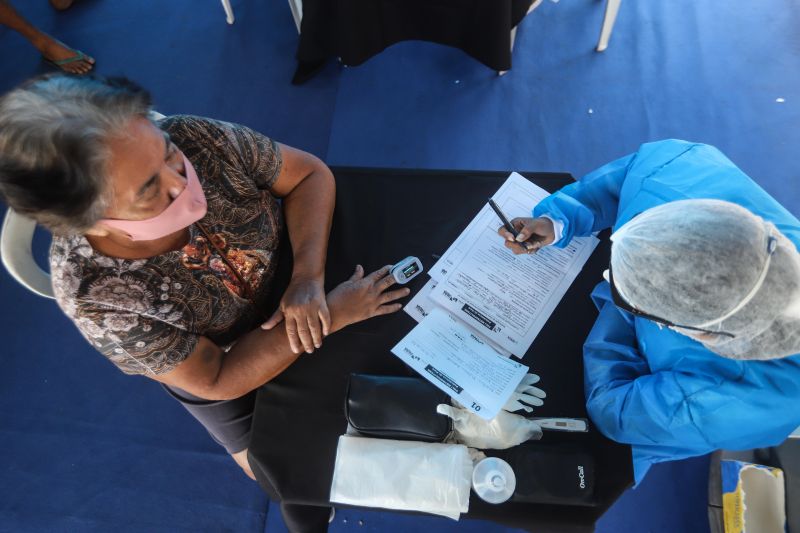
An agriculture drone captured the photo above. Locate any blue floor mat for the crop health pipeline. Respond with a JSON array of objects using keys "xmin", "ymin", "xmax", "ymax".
[
  {"xmin": 326, "ymin": 0, "xmax": 800, "ymax": 210},
  {"xmin": 2, "ymin": 0, "xmax": 798, "ymax": 531}
]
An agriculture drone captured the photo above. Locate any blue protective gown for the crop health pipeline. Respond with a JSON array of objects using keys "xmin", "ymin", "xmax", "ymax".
[{"xmin": 533, "ymin": 139, "xmax": 800, "ymax": 483}]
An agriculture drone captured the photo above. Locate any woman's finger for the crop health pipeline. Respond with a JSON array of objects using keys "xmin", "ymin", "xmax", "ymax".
[
  {"xmin": 319, "ymin": 304, "xmax": 332, "ymax": 337},
  {"xmin": 261, "ymin": 309, "xmax": 284, "ymax": 330},
  {"xmin": 380, "ymin": 287, "xmax": 411, "ymax": 304},
  {"xmin": 367, "ymin": 265, "xmax": 393, "ymax": 282},
  {"xmin": 379, "ymin": 270, "xmax": 398, "ymax": 290},
  {"xmin": 295, "ymin": 319, "xmax": 315, "ymax": 354},
  {"xmin": 307, "ymin": 314, "xmax": 323, "ymax": 348},
  {"xmin": 374, "ymin": 303, "xmax": 403, "ymax": 316},
  {"xmin": 285, "ymin": 319, "xmax": 301, "ymax": 354},
  {"xmin": 349, "ymin": 264, "xmax": 364, "ymax": 281}
]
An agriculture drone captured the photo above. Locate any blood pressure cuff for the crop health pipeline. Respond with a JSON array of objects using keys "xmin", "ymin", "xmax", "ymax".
[
  {"xmin": 345, "ymin": 374, "xmax": 452, "ymax": 442},
  {"xmin": 502, "ymin": 442, "xmax": 597, "ymax": 506}
]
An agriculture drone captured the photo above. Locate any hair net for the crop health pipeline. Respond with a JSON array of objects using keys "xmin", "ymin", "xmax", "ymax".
[{"xmin": 610, "ymin": 199, "xmax": 800, "ymax": 360}]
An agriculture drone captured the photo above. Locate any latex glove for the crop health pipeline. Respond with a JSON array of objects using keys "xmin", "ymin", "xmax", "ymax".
[
  {"xmin": 503, "ymin": 373, "xmax": 546, "ymax": 413},
  {"xmin": 436, "ymin": 404, "xmax": 543, "ymax": 450}
]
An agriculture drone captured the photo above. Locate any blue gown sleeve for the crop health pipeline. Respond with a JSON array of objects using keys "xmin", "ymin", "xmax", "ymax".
[
  {"xmin": 533, "ymin": 154, "xmax": 636, "ymax": 248},
  {"xmin": 583, "ymin": 283, "xmax": 713, "ymax": 449}
]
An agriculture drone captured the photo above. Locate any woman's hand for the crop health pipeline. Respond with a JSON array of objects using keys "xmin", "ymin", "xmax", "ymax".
[
  {"xmin": 497, "ymin": 217, "xmax": 555, "ymax": 255},
  {"xmin": 326, "ymin": 265, "xmax": 410, "ymax": 332},
  {"xmin": 261, "ymin": 277, "xmax": 331, "ymax": 354}
]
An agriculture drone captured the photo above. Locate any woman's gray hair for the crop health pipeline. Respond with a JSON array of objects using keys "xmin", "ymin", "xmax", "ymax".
[{"xmin": 0, "ymin": 74, "xmax": 152, "ymax": 234}]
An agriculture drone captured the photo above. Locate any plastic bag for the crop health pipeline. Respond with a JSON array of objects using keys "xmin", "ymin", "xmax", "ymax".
[{"xmin": 329, "ymin": 435, "xmax": 472, "ymax": 520}]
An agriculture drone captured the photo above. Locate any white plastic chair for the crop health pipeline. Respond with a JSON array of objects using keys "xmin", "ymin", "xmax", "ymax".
[
  {"xmin": 225, "ymin": 0, "xmax": 613, "ymax": 52},
  {"xmin": 287, "ymin": 0, "xmax": 303, "ymax": 32},
  {"xmin": 221, "ymin": 0, "xmax": 235, "ymax": 24},
  {"xmin": 596, "ymin": 0, "xmax": 622, "ymax": 52},
  {"xmin": 501, "ymin": 0, "xmax": 620, "ymax": 75},
  {"xmin": 1, "ymin": 209, "xmax": 54, "ymax": 299},
  {"xmin": 221, "ymin": 1, "xmax": 303, "ymax": 32}
]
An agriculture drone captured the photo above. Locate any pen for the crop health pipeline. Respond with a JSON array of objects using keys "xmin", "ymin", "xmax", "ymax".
[{"xmin": 487, "ymin": 198, "xmax": 531, "ymax": 251}]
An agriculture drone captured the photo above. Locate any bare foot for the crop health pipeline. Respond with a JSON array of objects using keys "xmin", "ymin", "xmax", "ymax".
[
  {"xmin": 49, "ymin": 0, "xmax": 75, "ymax": 11},
  {"xmin": 37, "ymin": 36, "xmax": 94, "ymax": 74}
]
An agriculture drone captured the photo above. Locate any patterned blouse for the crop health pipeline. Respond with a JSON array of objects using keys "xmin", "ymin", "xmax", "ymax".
[{"xmin": 50, "ymin": 115, "xmax": 285, "ymax": 376}]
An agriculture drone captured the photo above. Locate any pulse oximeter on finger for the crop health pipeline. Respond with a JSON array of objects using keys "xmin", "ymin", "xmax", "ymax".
[{"xmin": 391, "ymin": 256, "xmax": 424, "ymax": 284}]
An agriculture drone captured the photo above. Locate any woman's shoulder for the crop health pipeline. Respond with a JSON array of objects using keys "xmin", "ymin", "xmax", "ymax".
[{"xmin": 49, "ymin": 235, "xmax": 158, "ymax": 315}]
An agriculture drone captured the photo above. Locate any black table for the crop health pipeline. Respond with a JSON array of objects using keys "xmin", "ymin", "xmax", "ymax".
[
  {"xmin": 293, "ymin": 0, "xmax": 536, "ymax": 83},
  {"xmin": 248, "ymin": 167, "xmax": 633, "ymax": 532}
]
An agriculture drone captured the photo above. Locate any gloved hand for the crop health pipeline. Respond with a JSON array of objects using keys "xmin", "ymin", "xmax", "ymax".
[
  {"xmin": 436, "ymin": 403, "xmax": 543, "ymax": 450},
  {"xmin": 503, "ymin": 373, "xmax": 546, "ymax": 413}
]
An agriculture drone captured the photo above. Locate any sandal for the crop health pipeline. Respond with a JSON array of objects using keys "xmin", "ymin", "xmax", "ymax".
[{"xmin": 44, "ymin": 49, "xmax": 94, "ymax": 73}]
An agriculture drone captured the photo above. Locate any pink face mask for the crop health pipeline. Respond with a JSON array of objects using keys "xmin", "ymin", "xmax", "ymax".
[{"xmin": 100, "ymin": 155, "xmax": 207, "ymax": 241}]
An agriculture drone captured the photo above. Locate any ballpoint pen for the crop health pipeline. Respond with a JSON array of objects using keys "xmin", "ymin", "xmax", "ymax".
[{"xmin": 487, "ymin": 198, "xmax": 532, "ymax": 251}]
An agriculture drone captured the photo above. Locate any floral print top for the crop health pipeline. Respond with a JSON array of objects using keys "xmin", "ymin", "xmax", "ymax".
[{"xmin": 49, "ymin": 115, "xmax": 284, "ymax": 376}]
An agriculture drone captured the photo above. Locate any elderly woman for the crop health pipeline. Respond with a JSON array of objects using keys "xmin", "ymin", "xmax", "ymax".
[
  {"xmin": 499, "ymin": 140, "xmax": 800, "ymax": 483},
  {"xmin": 0, "ymin": 74, "xmax": 409, "ymax": 483}
]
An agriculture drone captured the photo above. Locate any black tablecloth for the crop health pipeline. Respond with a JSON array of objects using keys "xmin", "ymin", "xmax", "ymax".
[
  {"xmin": 248, "ymin": 167, "xmax": 633, "ymax": 532},
  {"xmin": 294, "ymin": 0, "xmax": 535, "ymax": 83}
]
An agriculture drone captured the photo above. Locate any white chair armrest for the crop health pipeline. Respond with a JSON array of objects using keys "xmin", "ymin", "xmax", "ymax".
[{"xmin": 1, "ymin": 209, "xmax": 54, "ymax": 299}]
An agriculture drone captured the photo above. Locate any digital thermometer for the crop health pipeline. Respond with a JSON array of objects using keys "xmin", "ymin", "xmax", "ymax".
[
  {"xmin": 391, "ymin": 256, "xmax": 424, "ymax": 284},
  {"xmin": 531, "ymin": 418, "xmax": 589, "ymax": 433}
]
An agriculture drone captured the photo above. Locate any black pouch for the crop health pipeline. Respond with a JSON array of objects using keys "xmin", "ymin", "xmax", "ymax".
[
  {"xmin": 344, "ymin": 373, "xmax": 452, "ymax": 442},
  {"xmin": 501, "ymin": 442, "xmax": 597, "ymax": 507}
]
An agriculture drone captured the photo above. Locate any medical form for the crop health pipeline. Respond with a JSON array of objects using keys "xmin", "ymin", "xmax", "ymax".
[
  {"xmin": 428, "ymin": 173, "xmax": 598, "ymax": 357},
  {"xmin": 391, "ymin": 309, "xmax": 529, "ymax": 420}
]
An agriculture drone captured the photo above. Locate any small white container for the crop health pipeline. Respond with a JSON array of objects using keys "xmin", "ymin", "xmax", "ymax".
[{"xmin": 472, "ymin": 457, "xmax": 516, "ymax": 504}]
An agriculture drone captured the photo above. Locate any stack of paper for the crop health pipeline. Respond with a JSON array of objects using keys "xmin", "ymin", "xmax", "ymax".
[{"xmin": 392, "ymin": 173, "xmax": 599, "ymax": 419}]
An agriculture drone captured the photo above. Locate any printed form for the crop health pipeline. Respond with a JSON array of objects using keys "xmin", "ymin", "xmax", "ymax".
[
  {"xmin": 391, "ymin": 309, "xmax": 529, "ymax": 420},
  {"xmin": 428, "ymin": 173, "xmax": 599, "ymax": 357},
  {"xmin": 404, "ymin": 278, "xmax": 513, "ymax": 357}
]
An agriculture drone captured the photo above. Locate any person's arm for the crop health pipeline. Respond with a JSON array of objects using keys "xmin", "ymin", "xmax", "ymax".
[
  {"xmin": 583, "ymin": 282, "xmax": 712, "ymax": 448},
  {"xmin": 532, "ymin": 153, "xmax": 637, "ymax": 248},
  {"xmin": 261, "ymin": 144, "xmax": 336, "ymax": 354},
  {"xmin": 497, "ymin": 153, "xmax": 637, "ymax": 254},
  {"xmin": 153, "ymin": 265, "xmax": 408, "ymax": 400}
]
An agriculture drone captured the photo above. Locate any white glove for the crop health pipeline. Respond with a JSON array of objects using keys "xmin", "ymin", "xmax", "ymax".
[
  {"xmin": 503, "ymin": 373, "xmax": 546, "ymax": 413},
  {"xmin": 436, "ymin": 403, "xmax": 543, "ymax": 450}
]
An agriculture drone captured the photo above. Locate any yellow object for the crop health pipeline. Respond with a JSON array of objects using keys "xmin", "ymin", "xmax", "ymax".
[{"xmin": 721, "ymin": 460, "xmax": 785, "ymax": 533}]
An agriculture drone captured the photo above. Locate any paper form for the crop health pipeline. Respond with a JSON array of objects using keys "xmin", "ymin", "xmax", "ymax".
[
  {"xmin": 429, "ymin": 173, "xmax": 539, "ymax": 282},
  {"xmin": 404, "ymin": 278, "xmax": 513, "ymax": 357},
  {"xmin": 391, "ymin": 309, "xmax": 529, "ymax": 420},
  {"xmin": 429, "ymin": 173, "xmax": 599, "ymax": 357},
  {"xmin": 403, "ymin": 278, "xmax": 439, "ymax": 323}
]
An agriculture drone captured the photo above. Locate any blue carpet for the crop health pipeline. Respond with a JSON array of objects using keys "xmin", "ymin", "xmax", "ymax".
[
  {"xmin": 2, "ymin": 0, "xmax": 798, "ymax": 531},
  {"xmin": 326, "ymin": 0, "xmax": 800, "ymax": 212}
]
